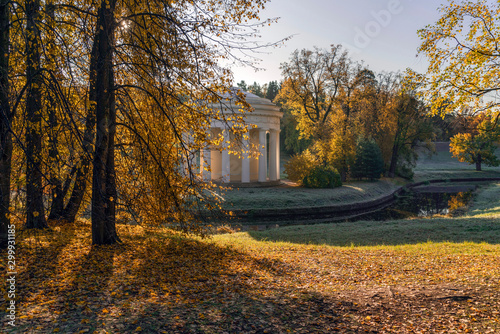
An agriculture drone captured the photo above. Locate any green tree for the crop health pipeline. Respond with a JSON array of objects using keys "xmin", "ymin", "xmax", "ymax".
[
  {"xmin": 303, "ymin": 165, "xmax": 342, "ymax": 188},
  {"xmin": 351, "ymin": 138, "xmax": 384, "ymax": 181},
  {"xmin": 450, "ymin": 115, "xmax": 500, "ymax": 171},
  {"xmin": 248, "ymin": 81, "xmax": 264, "ymax": 97},
  {"xmin": 266, "ymin": 80, "xmax": 280, "ymax": 101},
  {"xmin": 237, "ymin": 80, "xmax": 248, "ymax": 91}
]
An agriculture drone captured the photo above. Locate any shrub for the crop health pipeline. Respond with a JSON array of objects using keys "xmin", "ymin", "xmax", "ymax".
[
  {"xmin": 284, "ymin": 150, "xmax": 317, "ymax": 184},
  {"xmin": 396, "ymin": 163, "xmax": 414, "ymax": 180},
  {"xmin": 303, "ymin": 165, "xmax": 342, "ymax": 188},
  {"xmin": 351, "ymin": 139, "xmax": 385, "ymax": 181}
]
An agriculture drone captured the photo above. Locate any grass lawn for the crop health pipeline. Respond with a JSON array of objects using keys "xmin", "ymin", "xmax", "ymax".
[
  {"xmin": 223, "ymin": 179, "xmax": 400, "ymax": 210},
  {"xmin": 6, "ymin": 182, "xmax": 500, "ymax": 333},
  {"xmin": 214, "ymin": 182, "xmax": 500, "ymax": 333},
  {"xmin": 413, "ymin": 142, "xmax": 500, "ymax": 181}
]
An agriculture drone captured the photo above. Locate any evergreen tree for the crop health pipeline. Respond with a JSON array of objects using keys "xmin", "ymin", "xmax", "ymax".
[
  {"xmin": 266, "ymin": 80, "xmax": 280, "ymax": 101},
  {"xmin": 352, "ymin": 139, "xmax": 385, "ymax": 181},
  {"xmin": 237, "ymin": 80, "xmax": 248, "ymax": 91},
  {"xmin": 248, "ymin": 81, "xmax": 264, "ymax": 97}
]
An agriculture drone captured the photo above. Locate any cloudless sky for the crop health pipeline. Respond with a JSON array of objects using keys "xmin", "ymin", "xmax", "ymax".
[{"xmin": 231, "ymin": 0, "xmax": 446, "ymax": 85}]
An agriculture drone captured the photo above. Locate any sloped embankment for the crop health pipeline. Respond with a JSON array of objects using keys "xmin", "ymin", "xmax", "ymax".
[{"xmin": 231, "ymin": 178, "xmax": 500, "ymax": 226}]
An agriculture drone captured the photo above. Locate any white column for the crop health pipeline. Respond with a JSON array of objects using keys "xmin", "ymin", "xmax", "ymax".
[
  {"xmin": 221, "ymin": 129, "xmax": 231, "ymax": 183},
  {"xmin": 241, "ymin": 132, "xmax": 250, "ymax": 183},
  {"xmin": 269, "ymin": 129, "xmax": 279, "ymax": 181},
  {"xmin": 276, "ymin": 130, "xmax": 280, "ymax": 180},
  {"xmin": 202, "ymin": 147, "xmax": 212, "ymax": 182},
  {"xmin": 258, "ymin": 128, "xmax": 268, "ymax": 182}
]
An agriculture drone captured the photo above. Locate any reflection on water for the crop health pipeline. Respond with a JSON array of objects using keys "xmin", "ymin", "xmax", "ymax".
[
  {"xmin": 405, "ymin": 191, "xmax": 472, "ymax": 217},
  {"xmin": 352, "ymin": 191, "xmax": 473, "ymax": 222}
]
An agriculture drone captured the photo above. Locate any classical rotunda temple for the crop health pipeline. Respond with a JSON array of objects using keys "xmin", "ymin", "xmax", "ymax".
[{"xmin": 199, "ymin": 89, "xmax": 283, "ymax": 184}]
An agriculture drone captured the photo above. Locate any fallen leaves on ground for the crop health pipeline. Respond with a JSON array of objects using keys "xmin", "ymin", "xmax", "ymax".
[{"xmin": 1, "ymin": 220, "xmax": 499, "ymax": 333}]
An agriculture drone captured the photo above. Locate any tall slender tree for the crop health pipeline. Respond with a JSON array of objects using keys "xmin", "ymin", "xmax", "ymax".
[
  {"xmin": 25, "ymin": 0, "xmax": 47, "ymax": 228},
  {"xmin": 0, "ymin": 0, "xmax": 11, "ymax": 247}
]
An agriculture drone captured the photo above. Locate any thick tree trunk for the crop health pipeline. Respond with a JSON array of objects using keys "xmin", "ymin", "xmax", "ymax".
[
  {"xmin": 48, "ymin": 180, "xmax": 63, "ymax": 220},
  {"xmin": 476, "ymin": 154, "xmax": 482, "ymax": 171},
  {"xmin": 25, "ymin": 0, "xmax": 47, "ymax": 229},
  {"xmin": 0, "ymin": 0, "xmax": 11, "ymax": 248},
  {"xmin": 91, "ymin": 0, "xmax": 119, "ymax": 245}
]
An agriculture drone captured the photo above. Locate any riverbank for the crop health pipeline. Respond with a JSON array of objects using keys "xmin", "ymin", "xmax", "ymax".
[
  {"xmin": 238, "ymin": 181, "xmax": 500, "ymax": 246},
  {"xmin": 226, "ymin": 177, "xmax": 500, "ymax": 227}
]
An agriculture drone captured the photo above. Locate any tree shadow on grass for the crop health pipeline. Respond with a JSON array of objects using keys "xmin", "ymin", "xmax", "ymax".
[
  {"xmin": 4, "ymin": 222, "xmax": 77, "ymax": 306},
  {"xmin": 247, "ymin": 217, "xmax": 500, "ymax": 247},
  {"xmin": 9, "ymin": 227, "xmax": 365, "ymax": 333},
  {"xmin": 6, "ymin": 226, "xmax": 117, "ymax": 333},
  {"xmin": 117, "ymin": 234, "xmax": 385, "ymax": 333},
  {"xmin": 8, "ymin": 223, "xmax": 500, "ymax": 333}
]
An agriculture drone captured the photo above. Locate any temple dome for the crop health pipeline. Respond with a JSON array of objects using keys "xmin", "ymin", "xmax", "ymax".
[{"xmin": 208, "ymin": 88, "xmax": 282, "ymax": 130}]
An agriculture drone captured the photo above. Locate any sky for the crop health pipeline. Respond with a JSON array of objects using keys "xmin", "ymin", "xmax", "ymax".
[{"xmin": 230, "ymin": 0, "xmax": 445, "ymax": 85}]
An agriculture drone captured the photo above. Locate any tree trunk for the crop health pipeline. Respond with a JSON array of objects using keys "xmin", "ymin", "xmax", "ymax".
[
  {"xmin": 25, "ymin": 0, "xmax": 47, "ymax": 229},
  {"xmin": 59, "ymin": 17, "xmax": 100, "ymax": 223},
  {"xmin": 60, "ymin": 113, "xmax": 96, "ymax": 222},
  {"xmin": 45, "ymin": 0, "xmax": 63, "ymax": 221},
  {"xmin": 0, "ymin": 0, "xmax": 11, "ymax": 248},
  {"xmin": 91, "ymin": 0, "xmax": 120, "ymax": 245},
  {"xmin": 476, "ymin": 154, "xmax": 482, "ymax": 171},
  {"xmin": 388, "ymin": 145, "xmax": 399, "ymax": 178}
]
